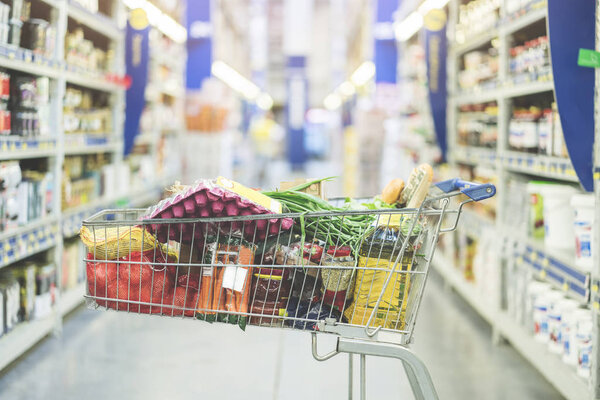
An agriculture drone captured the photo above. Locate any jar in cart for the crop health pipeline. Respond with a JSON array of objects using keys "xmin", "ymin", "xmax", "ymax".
[
  {"xmin": 576, "ymin": 313, "xmax": 593, "ymax": 378},
  {"xmin": 548, "ymin": 298, "xmax": 577, "ymax": 354},
  {"xmin": 570, "ymin": 194, "xmax": 595, "ymax": 272},
  {"xmin": 562, "ymin": 309, "xmax": 591, "ymax": 366},
  {"xmin": 527, "ymin": 281, "xmax": 551, "ymax": 335}
]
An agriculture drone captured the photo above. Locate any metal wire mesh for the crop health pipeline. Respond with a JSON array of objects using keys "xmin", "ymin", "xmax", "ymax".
[{"xmin": 81, "ymin": 201, "xmax": 451, "ymax": 344}]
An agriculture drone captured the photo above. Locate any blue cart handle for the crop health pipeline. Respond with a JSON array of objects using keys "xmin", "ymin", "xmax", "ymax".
[{"xmin": 434, "ymin": 178, "xmax": 496, "ymax": 202}]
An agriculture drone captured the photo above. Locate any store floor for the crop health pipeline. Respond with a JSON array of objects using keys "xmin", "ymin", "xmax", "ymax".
[{"xmin": 0, "ymin": 273, "xmax": 563, "ymax": 400}]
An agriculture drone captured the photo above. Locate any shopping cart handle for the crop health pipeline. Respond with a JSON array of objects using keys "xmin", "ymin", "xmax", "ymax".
[{"xmin": 434, "ymin": 178, "xmax": 496, "ymax": 202}]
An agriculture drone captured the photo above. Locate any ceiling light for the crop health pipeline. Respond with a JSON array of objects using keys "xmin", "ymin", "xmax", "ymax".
[
  {"xmin": 338, "ymin": 81, "xmax": 356, "ymax": 97},
  {"xmin": 211, "ymin": 61, "xmax": 261, "ymax": 100},
  {"xmin": 350, "ymin": 61, "xmax": 375, "ymax": 87},
  {"xmin": 256, "ymin": 93, "xmax": 274, "ymax": 110},
  {"xmin": 394, "ymin": 11, "xmax": 423, "ymax": 42},
  {"xmin": 323, "ymin": 93, "xmax": 342, "ymax": 110}
]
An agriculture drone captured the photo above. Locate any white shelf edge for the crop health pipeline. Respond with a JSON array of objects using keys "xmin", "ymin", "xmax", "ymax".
[
  {"xmin": 0, "ymin": 315, "xmax": 54, "ymax": 371},
  {"xmin": 59, "ymin": 283, "xmax": 86, "ymax": 316},
  {"xmin": 67, "ymin": 3, "xmax": 122, "ymax": 40},
  {"xmin": 432, "ymin": 252, "xmax": 590, "ymax": 400},
  {"xmin": 0, "ymin": 147, "xmax": 56, "ymax": 161},
  {"xmin": 0, "ymin": 54, "xmax": 60, "ymax": 78},
  {"xmin": 451, "ymin": 29, "xmax": 498, "ymax": 56},
  {"xmin": 453, "ymin": 80, "xmax": 553, "ymax": 105},
  {"xmin": 0, "ymin": 216, "xmax": 58, "ymax": 242},
  {"xmin": 64, "ymin": 142, "xmax": 119, "ymax": 155},
  {"xmin": 64, "ymin": 70, "xmax": 123, "ymax": 93}
]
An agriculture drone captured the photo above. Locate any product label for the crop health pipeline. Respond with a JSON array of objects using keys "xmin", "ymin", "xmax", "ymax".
[
  {"xmin": 221, "ymin": 265, "xmax": 248, "ymax": 292},
  {"xmin": 216, "ymin": 176, "xmax": 282, "ymax": 213}
]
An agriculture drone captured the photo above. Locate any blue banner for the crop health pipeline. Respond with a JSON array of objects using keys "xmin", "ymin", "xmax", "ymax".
[
  {"xmin": 548, "ymin": 0, "xmax": 595, "ymax": 192},
  {"xmin": 124, "ymin": 9, "xmax": 150, "ymax": 156},
  {"xmin": 286, "ymin": 56, "xmax": 307, "ymax": 168},
  {"xmin": 186, "ymin": 0, "xmax": 211, "ymax": 90},
  {"xmin": 424, "ymin": 9, "xmax": 448, "ymax": 161}
]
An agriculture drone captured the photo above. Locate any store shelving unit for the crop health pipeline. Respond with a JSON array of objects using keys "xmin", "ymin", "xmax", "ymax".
[
  {"xmin": 437, "ymin": 1, "xmax": 597, "ymax": 399},
  {"xmin": 0, "ymin": 0, "xmax": 184, "ymax": 370}
]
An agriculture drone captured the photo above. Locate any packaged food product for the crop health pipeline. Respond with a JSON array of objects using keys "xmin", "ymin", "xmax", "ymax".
[
  {"xmin": 571, "ymin": 194, "xmax": 595, "ymax": 271},
  {"xmin": 80, "ymin": 225, "xmax": 178, "ymax": 260},
  {"xmin": 285, "ymin": 297, "xmax": 340, "ymax": 331},
  {"xmin": 13, "ymin": 263, "xmax": 35, "ymax": 322},
  {"xmin": 196, "ymin": 242, "xmax": 255, "ymax": 330},
  {"xmin": 399, "ymin": 164, "xmax": 433, "ymax": 208},
  {"xmin": 143, "ymin": 177, "xmax": 293, "ymax": 246},
  {"xmin": 86, "ymin": 250, "xmax": 180, "ymax": 315},
  {"xmin": 576, "ymin": 313, "xmax": 593, "ymax": 378},
  {"xmin": 320, "ymin": 246, "xmax": 355, "ymax": 311},
  {"xmin": 343, "ymin": 220, "xmax": 420, "ymax": 330}
]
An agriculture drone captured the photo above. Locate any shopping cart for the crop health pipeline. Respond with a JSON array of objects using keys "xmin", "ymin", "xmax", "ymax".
[{"xmin": 81, "ymin": 178, "xmax": 495, "ymax": 400}]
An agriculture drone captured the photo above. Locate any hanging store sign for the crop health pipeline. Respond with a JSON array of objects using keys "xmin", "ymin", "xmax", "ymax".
[
  {"xmin": 124, "ymin": 8, "xmax": 150, "ymax": 156},
  {"xmin": 548, "ymin": 0, "xmax": 595, "ymax": 192},
  {"xmin": 424, "ymin": 9, "xmax": 447, "ymax": 161}
]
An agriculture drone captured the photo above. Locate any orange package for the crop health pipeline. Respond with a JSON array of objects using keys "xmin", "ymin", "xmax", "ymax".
[{"xmin": 197, "ymin": 243, "xmax": 254, "ymax": 329}]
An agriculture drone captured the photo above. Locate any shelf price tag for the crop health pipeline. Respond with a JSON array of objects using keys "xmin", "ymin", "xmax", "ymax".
[
  {"xmin": 562, "ymin": 282, "xmax": 569, "ymax": 292},
  {"xmin": 578, "ymin": 49, "xmax": 600, "ymax": 68},
  {"xmin": 542, "ymin": 258, "xmax": 549, "ymax": 267},
  {"xmin": 592, "ymin": 284, "xmax": 598, "ymax": 293},
  {"xmin": 540, "ymin": 270, "xmax": 547, "ymax": 279}
]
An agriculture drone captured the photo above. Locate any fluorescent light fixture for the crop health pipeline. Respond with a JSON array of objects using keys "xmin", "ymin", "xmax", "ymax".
[
  {"xmin": 323, "ymin": 93, "xmax": 342, "ymax": 110},
  {"xmin": 417, "ymin": 0, "xmax": 451, "ymax": 15},
  {"xmin": 123, "ymin": 0, "xmax": 187, "ymax": 43},
  {"xmin": 394, "ymin": 11, "xmax": 423, "ymax": 42},
  {"xmin": 350, "ymin": 61, "xmax": 375, "ymax": 87},
  {"xmin": 338, "ymin": 81, "xmax": 356, "ymax": 97},
  {"xmin": 256, "ymin": 93, "xmax": 274, "ymax": 110},
  {"xmin": 211, "ymin": 61, "xmax": 261, "ymax": 100}
]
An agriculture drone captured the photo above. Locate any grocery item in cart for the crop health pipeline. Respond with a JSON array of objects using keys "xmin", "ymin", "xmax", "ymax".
[
  {"xmin": 80, "ymin": 225, "xmax": 178, "ymax": 260},
  {"xmin": 320, "ymin": 246, "xmax": 355, "ymax": 311},
  {"xmin": 249, "ymin": 268, "xmax": 291, "ymax": 326},
  {"xmin": 399, "ymin": 164, "xmax": 433, "ymax": 208},
  {"xmin": 196, "ymin": 242, "xmax": 255, "ymax": 329},
  {"xmin": 344, "ymin": 218, "xmax": 421, "ymax": 330},
  {"xmin": 381, "ymin": 178, "xmax": 405, "ymax": 205},
  {"xmin": 285, "ymin": 297, "xmax": 341, "ymax": 331},
  {"xmin": 85, "ymin": 250, "xmax": 194, "ymax": 315},
  {"xmin": 143, "ymin": 177, "xmax": 294, "ymax": 245}
]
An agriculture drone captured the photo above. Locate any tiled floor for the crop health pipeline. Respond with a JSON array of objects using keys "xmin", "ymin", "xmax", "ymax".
[{"xmin": 0, "ymin": 273, "xmax": 564, "ymax": 399}]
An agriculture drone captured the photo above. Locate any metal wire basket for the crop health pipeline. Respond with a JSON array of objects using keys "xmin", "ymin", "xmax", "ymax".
[{"xmin": 81, "ymin": 179, "xmax": 495, "ymax": 347}]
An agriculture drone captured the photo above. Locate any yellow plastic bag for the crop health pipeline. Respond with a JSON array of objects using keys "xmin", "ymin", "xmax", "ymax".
[
  {"xmin": 80, "ymin": 225, "xmax": 177, "ymax": 260},
  {"xmin": 344, "ymin": 253, "xmax": 413, "ymax": 330}
]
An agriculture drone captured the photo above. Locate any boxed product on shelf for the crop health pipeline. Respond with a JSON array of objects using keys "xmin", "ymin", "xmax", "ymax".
[
  {"xmin": 0, "ymin": 274, "xmax": 19, "ymax": 336},
  {"xmin": 0, "ymin": 161, "xmax": 53, "ymax": 230},
  {"xmin": 456, "ymin": 0, "xmax": 500, "ymax": 41},
  {"xmin": 65, "ymin": 28, "xmax": 114, "ymax": 74},
  {"xmin": 32, "ymin": 262, "xmax": 56, "ymax": 320},
  {"xmin": 10, "ymin": 74, "xmax": 50, "ymax": 137},
  {"xmin": 12, "ymin": 262, "xmax": 35, "ymax": 322},
  {"xmin": 457, "ymin": 103, "xmax": 498, "ymax": 147},
  {"xmin": 62, "ymin": 240, "xmax": 83, "ymax": 290},
  {"xmin": 509, "ymin": 36, "xmax": 551, "ymax": 83},
  {"xmin": 459, "ymin": 48, "xmax": 499, "ymax": 91},
  {"xmin": 63, "ymin": 86, "xmax": 112, "ymax": 136},
  {"xmin": 508, "ymin": 102, "xmax": 564, "ymax": 156},
  {"xmin": 62, "ymin": 154, "xmax": 109, "ymax": 210}
]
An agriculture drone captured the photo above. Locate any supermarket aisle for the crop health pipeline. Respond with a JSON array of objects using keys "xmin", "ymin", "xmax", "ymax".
[{"xmin": 0, "ymin": 274, "xmax": 563, "ymax": 400}]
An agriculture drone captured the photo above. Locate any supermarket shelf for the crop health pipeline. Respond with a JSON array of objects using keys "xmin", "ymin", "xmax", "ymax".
[
  {"xmin": 59, "ymin": 283, "xmax": 86, "ymax": 316},
  {"xmin": 453, "ymin": 146, "xmax": 497, "ymax": 166},
  {"xmin": 501, "ymin": 5, "xmax": 547, "ymax": 35},
  {"xmin": 501, "ymin": 151, "xmax": 579, "ymax": 182},
  {"xmin": 453, "ymin": 88, "xmax": 501, "ymax": 105},
  {"xmin": 513, "ymin": 243, "xmax": 590, "ymax": 304},
  {"xmin": 503, "ymin": 79, "xmax": 554, "ymax": 98},
  {"xmin": 64, "ymin": 141, "xmax": 120, "ymax": 155},
  {"xmin": 496, "ymin": 312, "xmax": 590, "ymax": 400},
  {"xmin": 591, "ymin": 280, "xmax": 600, "ymax": 312},
  {"xmin": 67, "ymin": 2, "xmax": 122, "ymax": 40},
  {"xmin": 0, "ymin": 137, "xmax": 57, "ymax": 160},
  {"xmin": 460, "ymin": 208, "xmax": 495, "ymax": 238},
  {"xmin": 0, "ymin": 315, "xmax": 55, "ymax": 372},
  {"xmin": 432, "ymin": 252, "xmax": 590, "ymax": 400},
  {"xmin": 451, "ymin": 28, "xmax": 498, "ymax": 56},
  {"xmin": 0, "ymin": 217, "xmax": 59, "ymax": 269},
  {"xmin": 0, "ymin": 46, "xmax": 60, "ymax": 78},
  {"xmin": 65, "ymin": 68, "xmax": 124, "ymax": 92}
]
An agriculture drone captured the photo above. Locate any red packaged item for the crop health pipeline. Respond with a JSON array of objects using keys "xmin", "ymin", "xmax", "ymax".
[
  {"xmin": 249, "ymin": 268, "xmax": 291, "ymax": 326},
  {"xmin": 86, "ymin": 250, "xmax": 180, "ymax": 314}
]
